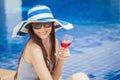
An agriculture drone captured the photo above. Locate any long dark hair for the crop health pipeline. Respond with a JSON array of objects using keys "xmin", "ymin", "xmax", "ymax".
[{"xmin": 14, "ymin": 22, "xmax": 56, "ymax": 79}]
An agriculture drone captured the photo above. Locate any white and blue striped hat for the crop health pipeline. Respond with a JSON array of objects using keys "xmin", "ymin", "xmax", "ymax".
[{"xmin": 12, "ymin": 5, "xmax": 73, "ymax": 37}]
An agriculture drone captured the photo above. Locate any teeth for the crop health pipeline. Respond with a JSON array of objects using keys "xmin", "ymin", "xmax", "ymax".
[
  {"xmin": 42, "ymin": 33, "xmax": 45, "ymax": 35},
  {"xmin": 39, "ymin": 32, "xmax": 46, "ymax": 35}
]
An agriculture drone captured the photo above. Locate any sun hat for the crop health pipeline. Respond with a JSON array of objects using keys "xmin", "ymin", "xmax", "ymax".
[{"xmin": 12, "ymin": 5, "xmax": 74, "ymax": 37}]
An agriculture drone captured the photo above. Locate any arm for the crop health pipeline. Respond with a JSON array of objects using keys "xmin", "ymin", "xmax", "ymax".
[
  {"xmin": 51, "ymin": 39, "xmax": 70, "ymax": 80},
  {"xmin": 30, "ymin": 45, "xmax": 53, "ymax": 80},
  {"xmin": 51, "ymin": 57, "xmax": 64, "ymax": 80},
  {"xmin": 30, "ymin": 40, "xmax": 70, "ymax": 80}
]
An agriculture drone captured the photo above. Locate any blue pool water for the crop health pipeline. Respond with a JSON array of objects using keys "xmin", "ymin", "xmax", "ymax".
[{"xmin": 0, "ymin": 0, "xmax": 120, "ymax": 80}]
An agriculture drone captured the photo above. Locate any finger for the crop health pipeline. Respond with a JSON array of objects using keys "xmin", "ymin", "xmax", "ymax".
[
  {"xmin": 59, "ymin": 49, "xmax": 68, "ymax": 54},
  {"xmin": 60, "ymin": 55, "xmax": 70, "ymax": 59},
  {"xmin": 60, "ymin": 47, "xmax": 68, "ymax": 51},
  {"xmin": 59, "ymin": 52, "xmax": 70, "ymax": 57}
]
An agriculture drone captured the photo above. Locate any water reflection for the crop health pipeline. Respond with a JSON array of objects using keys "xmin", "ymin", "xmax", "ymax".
[
  {"xmin": 0, "ymin": 0, "xmax": 8, "ymax": 53},
  {"xmin": 21, "ymin": 0, "xmax": 39, "ymax": 20},
  {"xmin": 104, "ymin": 70, "xmax": 120, "ymax": 80}
]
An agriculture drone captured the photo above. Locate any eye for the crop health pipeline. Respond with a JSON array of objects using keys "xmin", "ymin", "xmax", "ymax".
[
  {"xmin": 45, "ymin": 24, "xmax": 50, "ymax": 27},
  {"xmin": 35, "ymin": 23, "xmax": 40, "ymax": 27},
  {"xmin": 32, "ymin": 23, "xmax": 42, "ymax": 29},
  {"xmin": 44, "ymin": 23, "xmax": 52, "ymax": 28}
]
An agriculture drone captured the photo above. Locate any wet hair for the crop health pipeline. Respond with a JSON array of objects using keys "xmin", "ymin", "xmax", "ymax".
[{"xmin": 14, "ymin": 22, "xmax": 56, "ymax": 79}]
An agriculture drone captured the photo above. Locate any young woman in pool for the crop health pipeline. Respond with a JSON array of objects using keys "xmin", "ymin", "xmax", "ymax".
[
  {"xmin": 12, "ymin": 5, "xmax": 73, "ymax": 80},
  {"xmin": 0, "ymin": 4, "xmax": 90, "ymax": 80}
]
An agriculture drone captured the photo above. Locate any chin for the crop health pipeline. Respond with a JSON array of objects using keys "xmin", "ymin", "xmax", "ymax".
[
  {"xmin": 41, "ymin": 37, "xmax": 48, "ymax": 40},
  {"xmin": 39, "ymin": 35, "xmax": 49, "ymax": 40}
]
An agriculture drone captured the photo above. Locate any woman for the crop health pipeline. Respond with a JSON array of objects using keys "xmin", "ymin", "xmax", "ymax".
[
  {"xmin": 12, "ymin": 5, "xmax": 73, "ymax": 80},
  {"xmin": 0, "ymin": 5, "xmax": 90, "ymax": 80}
]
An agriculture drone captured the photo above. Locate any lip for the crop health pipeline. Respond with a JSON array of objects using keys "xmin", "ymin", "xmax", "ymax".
[{"xmin": 39, "ymin": 31, "xmax": 47, "ymax": 35}]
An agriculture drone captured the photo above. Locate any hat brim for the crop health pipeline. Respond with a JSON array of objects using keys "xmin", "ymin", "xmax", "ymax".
[{"xmin": 12, "ymin": 18, "xmax": 73, "ymax": 37}]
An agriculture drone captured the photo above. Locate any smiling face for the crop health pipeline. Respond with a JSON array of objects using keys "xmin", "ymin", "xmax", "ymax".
[{"xmin": 32, "ymin": 22, "xmax": 53, "ymax": 40}]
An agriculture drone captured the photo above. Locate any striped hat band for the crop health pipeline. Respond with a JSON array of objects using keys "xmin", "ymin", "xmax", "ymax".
[
  {"xmin": 12, "ymin": 5, "xmax": 74, "ymax": 37},
  {"xmin": 28, "ymin": 5, "xmax": 54, "ymax": 20}
]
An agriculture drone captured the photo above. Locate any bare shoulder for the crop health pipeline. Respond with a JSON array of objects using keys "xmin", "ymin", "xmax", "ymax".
[
  {"xmin": 29, "ymin": 42, "xmax": 42, "ymax": 55},
  {"xmin": 23, "ymin": 41, "xmax": 43, "ymax": 63},
  {"xmin": 28, "ymin": 42, "xmax": 46, "ymax": 66},
  {"xmin": 30, "ymin": 42, "xmax": 41, "ymax": 50}
]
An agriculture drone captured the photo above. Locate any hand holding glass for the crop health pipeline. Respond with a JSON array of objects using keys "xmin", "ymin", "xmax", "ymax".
[{"xmin": 55, "ymin": 34, "xmax": 72, "ymax": 59}]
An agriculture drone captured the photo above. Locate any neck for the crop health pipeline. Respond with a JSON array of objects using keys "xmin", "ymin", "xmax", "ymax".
[{"xmin": 42, "ymin": 37, "xmax": 50, "ymax": 45}]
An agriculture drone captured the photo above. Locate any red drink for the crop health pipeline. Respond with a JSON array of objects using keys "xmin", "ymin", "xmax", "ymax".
[
  {"xmin": 60, "ymin": 34, "xmax": 73, "ymax": 49},
  {"xmin": 61, "ymin": 41, "xmax": 71, "ymax": 48}
]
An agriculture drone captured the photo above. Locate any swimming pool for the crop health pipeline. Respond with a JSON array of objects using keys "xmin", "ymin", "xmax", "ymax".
[{"xmin": 0, "ymin": 0, "xmax": 120, "ymax": 80}]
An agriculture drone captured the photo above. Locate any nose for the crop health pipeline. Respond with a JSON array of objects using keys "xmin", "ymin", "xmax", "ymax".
[{"xmin": 40, "ymin": 25, "xmax": 45, "ymax": 31}]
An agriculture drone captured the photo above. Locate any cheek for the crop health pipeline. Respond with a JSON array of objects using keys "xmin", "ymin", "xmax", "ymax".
[
  {"xmin": 33, "ymin": 29, "xmax": 37, "ymax": 34},
  {"xmin": 48, "ymin": 28, "xmax": 52, "ymax": 33}
]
